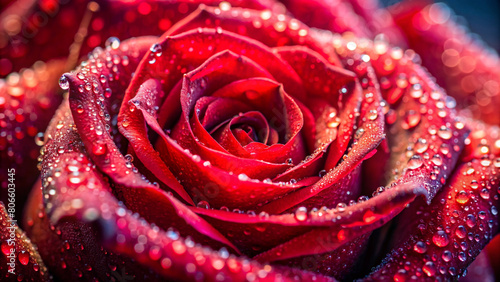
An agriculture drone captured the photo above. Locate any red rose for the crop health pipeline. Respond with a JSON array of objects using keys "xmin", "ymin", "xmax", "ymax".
[{"xmin": 1, "ymin": 0, "xmax": 499, "ymax": 281}]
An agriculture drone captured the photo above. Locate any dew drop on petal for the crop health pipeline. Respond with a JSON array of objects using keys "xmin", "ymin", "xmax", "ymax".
[
  {"xmin": 455, "ymin": 225, "xmax": 467, "ymax": 239},
  {"xmin": 456, "ymin": 191, "xmax": 470, "ymax": 204},
  {"xmin": 432, "ymin": 230, "xmax": 449, "ymax": 247},
  {"xmin": 442, "ymin": 250, "xmax": 452, "ymax": 262},
  {"xmin": 415, "ymin": 138, "xmax": 429, "ymax": 153},
  {"xmin": 413, "ymin": 241, "xmax": 427, "ymax": 253},
  {"xmin": 59, "ymin": 75, "xmax": 69, "ymax": 90},
  {"xmin": 18, "ymin": 251, "xmax": 29, "ymax": 265},
  {"xmin": 407, "ymin": 155, "xmax": 424, "ymax": 169},
  {"xmin": 196, "ymin": 201, "xmax": 210, "ymax": 209},
  {"xmin": 294, "ymin": 207, "xmax": 308, "ymax": 221},
  {"xmin": 105, "ymin": 37, "xmax": 120, "ymax": 49},
  {"xmin": 437, "ymin": 126, "xmax": 452, "ymax": 139}
]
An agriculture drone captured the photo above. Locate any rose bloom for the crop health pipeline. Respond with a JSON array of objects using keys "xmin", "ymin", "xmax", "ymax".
[{"xmin": 1, "ymin": 0, "xmax": 499, "ymax": 281}]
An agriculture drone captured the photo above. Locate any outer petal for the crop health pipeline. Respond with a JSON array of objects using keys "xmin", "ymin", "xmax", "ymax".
[
  {"xmin": 0, "ymin": 60, "xmax": 65, "ymax": 218},
  {"xmin": 277, "ymin": 0, "xmax": 372, "ymax": 37},
  {"xmin": 0, "ymin": 201, "xmax": 49, "ymax": 281},
  {"xmin": 0, "ymin": 0, "xmax": 280, "ymax": 76},
  {"xmin": 364, "ymin": 122, "xmax": 500, "ymax": 281},
  {"xmin": 389, "ymin": 0, "xmax": 500, "ymax": 124}
]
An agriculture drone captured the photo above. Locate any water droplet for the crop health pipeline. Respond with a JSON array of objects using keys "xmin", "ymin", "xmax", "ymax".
[
  {"xmin": 480, "ymin": 188, "xmax": 490, "ymax": 200},
  {"xmin": 407, "ymin": 155, "xmax": 424, "ymax": 169},
  {"xmin": 413, "ymin": 241, "xmax": 427, "ymax": 253},
  {"xmin": 470, "ymin": 180, "xmax": 479, "ymax": 189},
  {"xmin": 150, "ymin": 43, "xmax": 162, "ymax": 56},
  {"xmin": 409, "ymin": 83, "xmax": 423, "ymax": 98},
  {"xmin": 492, "ymin": 206, "xmax": 498, "ymax": 216},
  {"xmin": 456, "ymin": 191, "xmax": 470, "ymax": 204},
  {"xmin": 440, "ymin": 143, "xmax": 450, "ymax": 155},
  {"xmin": 105, "ymin": 37, "xmax": 120, "ymax": 49},
  {"xmin": 18, "ymin": 251, "xmax": 29, "ymax": 265},
  {"xmin": 432, "ymin": 230, "xmax": 449, "ymax": 247},
  {"xmin": 455, "ymin": 225, "xmax": 467, "ymax": 238},
  {"xmin": 437, "ymin": 126, "xmax": 452, "ymax": 139},
  {"xmin": 367, "ymin": 110, "xmax": 378, "ymax": 120},
  {"xmin": 196, "ymin": 201, "xmax": 210, "ymax": 209},
  {"xmin": 403, "ymin": 110, "xmax": 420, "ymax": 128},
  {"xmin": 2, "ymin": 241, "xmax": 12, "ymax": 255},
  {"xmin": 92, "ymin": 142, "xmax": 107, "ymax": 156},
  {"xmin": 423, "ymin": 261, "xmax": 436, "ymax": 277},
  {"xmin": 59, "ymin": 75, "xmax": 69, "ymax": 90},
  {"xmin": 466, "ymin": 214, "xmax": 476, "ymax": 228},
  {"xmin": 458, "ymin": 252, "xmax": 466, "ymax": 262},
  {"xmin": 327, "ymin": 116, "xmax": 341, "ymax": 128},
  {"xmin": 415, "ymin": 138, "xmax": 429, "ymax": 153},
  {"xmin": 295, "ymin": 207, "xmax": 308, "ymax": 221},
  {"xmin": 442, "ymin": 250, "xmax": 452, "ymax": 262},
  {"xmin": 76, "ymin": 105, "xmax": 84, "ymax": 114},
  {"xmin": 238, "ymin": 173, "xmax": 249, "ymax": 181},
  {"xmin": 34, "ymin": 132, "xmax": 45, "ymax": 146},
  {"xmin": 431, "ymin": 154, "xmax": 443, "ymax": 166}
]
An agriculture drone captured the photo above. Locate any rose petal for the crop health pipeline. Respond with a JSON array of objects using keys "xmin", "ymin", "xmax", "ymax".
[
  {"xmin": 119, "ymin": 29, "xmax": 318, "ymax": 209},
  {"xmin": 389, "ymin": 0, "xmax": 500, "ymax": 124},
  {"xmin": 460, "ymin": 251, "xmax": 495, "ymax": 282},
  {"xmin": 346, "ymin": 0, "xmax": 406, "ymax": 46},
  {"xmin": 0, "ymin": 0, "xmax": 276, "ymax": 76},
  {"xmin": 64, "ymin": 36, "xmax": 195, "ymax": 204},
  {"xmin": 251, "ymin": 180, "xmax": 424, "ymax": 262},
  {"xmin": 0, "ymin": 60, "xmax": 65, "ymax": 218},
  {"xmin": 24, "ymin": 181, "xmax": 164, "ymax": 281},
  {"xmin": 276, "ymin": 233, "xmax": 371, "ymax": 279},
  {"xmin": 39, "ymin": 98, "xmax": 238, "ymax": 257},
  {"xmin": 364, "ymin": 122, "xmax": 500, "ymax": 280},
  {"xmin": 0, "ymin": 200, "xmax": 49, "ymax": 281},
  {"xmin": 164, "ymin": 5, "xmax": 341, "ymax": 65},
  {"xmin": 277, "ymin": 0, "xmax": 372, "ymax": 37},
  {"xmin": 34, "ymin": 99, "xmax": 335, "ymax": 280},
  {"xmin": 259, "ymin": 46, "xmax": 385, "ymax": 213}
]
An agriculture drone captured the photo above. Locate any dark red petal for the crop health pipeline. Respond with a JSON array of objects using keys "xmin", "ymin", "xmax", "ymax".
[
  {"xmin": 119, "ymin": 30, "xmax": 307, "ymax": 179},
  {"xmin": 460, "ymin": 251, "xmax": 495, "ymax": 282},
  {"xmin": 389, "ymin": 0, "xmax": 500, "ymax": 124},
  {"xmin": 24, "ymin": 181, "xmax": 164, "ymax": 281},
  {"xmin": 332, "ymin": 33, "xmax": 469, "ymax": 202},
  {"xmin": 211, "ymin": 111, "xmax": 270, "ymax": 148},
  {"xmin": 127, "ymin": 78, "xmax": 193, "ymax": 204},
  {"xmin": 251, "ymin": 33, "xmax": 470, "ymax": 261},
  {"xmin": 364, "ymin": 122, "xmax": 500, "ymax": 281},
  {"xmin": 0, "ymin": 201, "xmax": 49, "ymax": 281},
  {"xmin": 207, "ymin": 77, "xmax": 306, "ymax": 162},
  {"xmin": 37, "ymin": 97, "xmax": 240, "ymax": 264},
  {"xmin": 71, "ymin": 190, "xmax": 336, "ymax": 281},
  {"xmin": 0, "ymin": 60, "xmax": 65, "ymax": 218},
  {"xmin": 0, "ymin": 0, "xmax": 278, "ymax": 76},
  {"xmin": 64, "ymin": 36, "xmax": 184, "ymax": 201},
  {"xmin": 276, "ymin": 233, "xmax": 370, "ymax": 279},
  {"xmin": 164, "ymin": 5, "xmax": 341, "ymax": 65},
  {"xmin": 278, "ymin": 0, "xmax": 372, "ymax": 37}
]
